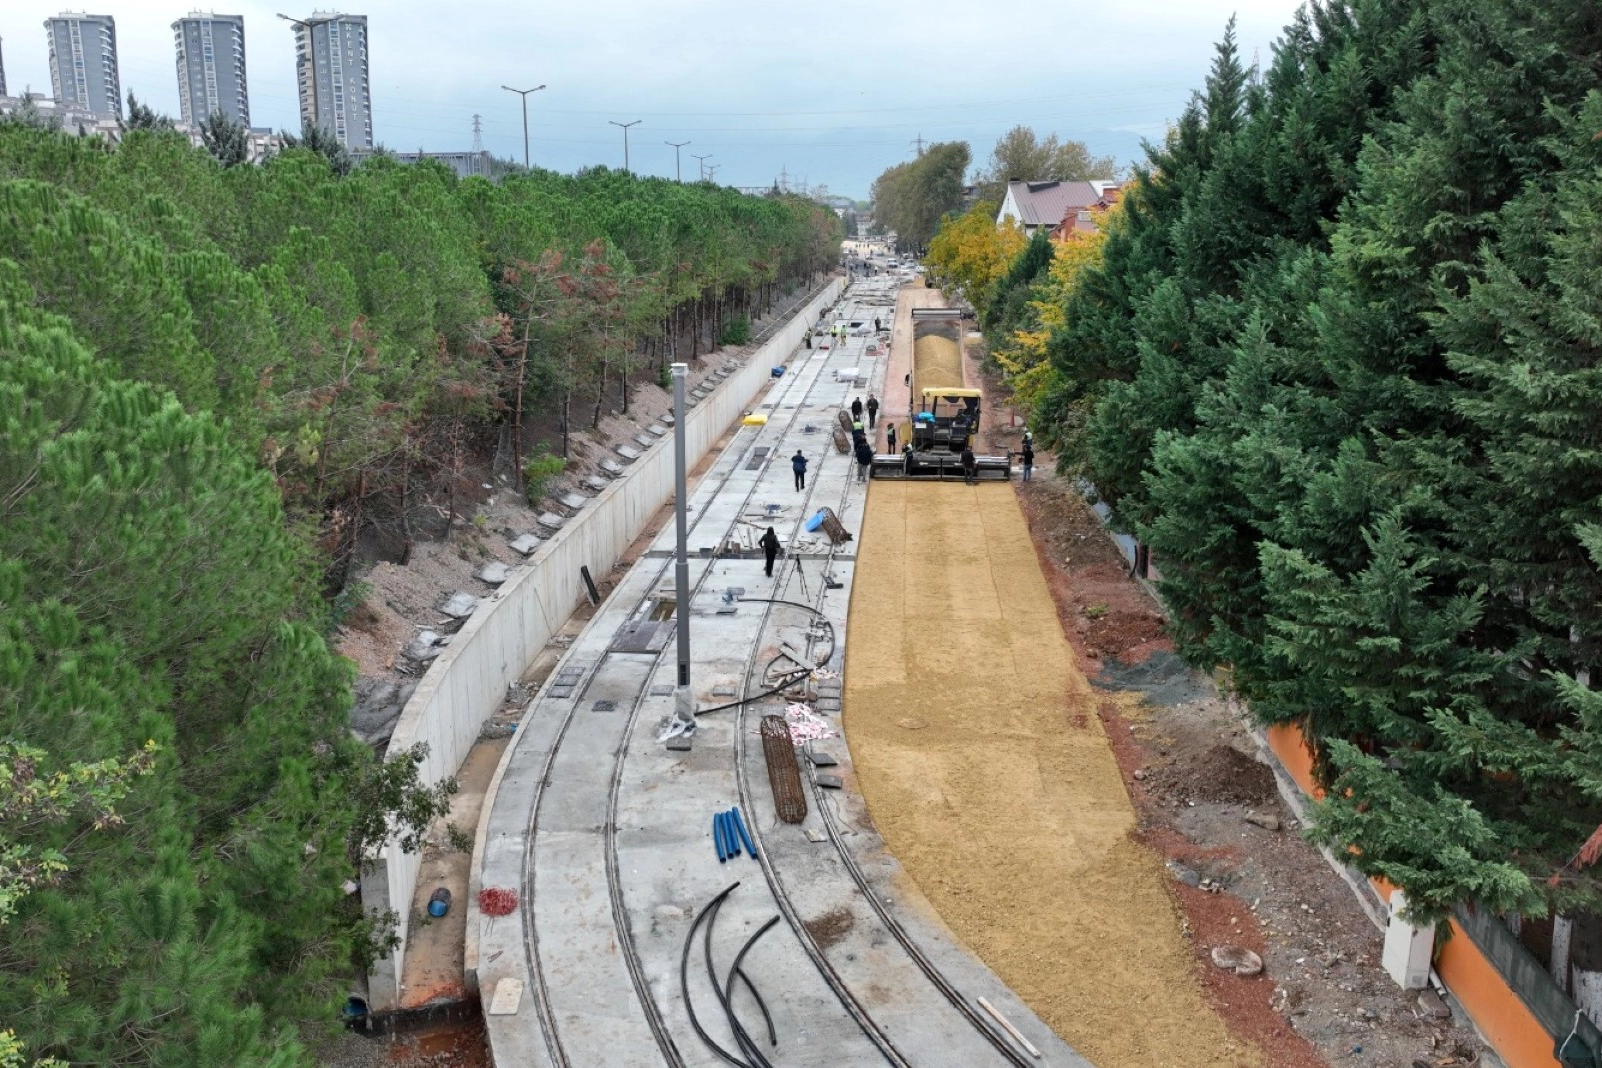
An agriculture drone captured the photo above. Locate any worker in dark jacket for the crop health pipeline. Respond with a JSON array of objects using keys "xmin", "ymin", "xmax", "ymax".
[
  {"xmin": 792, "ymin": 450, "xmax": 808, "ymax": 491},
  {"xmin": 854, "ymin": 438, "xmax": 874, "ymax": 482},
  {"xmin": 1021, "ymin": 438, "xmax": 1035, "ymax": 482},
  {"xmin": 886, "ymin": 422, "xmax": 898, "ymax": 455},
  {"xmin": 865, "ymin": 393, "xmax": 879, "ymax": 429},
  {"xmin": 961, "ymin": 445, "xmax": 978, "ymax": 485},
  {"xmin": 759, "ymin": 527, "xmax": 781, "ymax": 577},
  {"xmin": 850, "ymin": 396, "xmax": 864, "ymax": 422}
]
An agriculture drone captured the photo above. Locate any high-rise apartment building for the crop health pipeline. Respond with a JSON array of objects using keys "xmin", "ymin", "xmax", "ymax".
[
  {"xmin": 1, "ymin": 37, "xmax": 9, "ymax": 98},
  {"xmin": 292, "ymin": 13, "xmax": 372, "ymax": 150},
  {"xmin": 173, "ymin": 13, "xmax": 249, "ymax": 127},
  {"xmin": 44, "ymin": 13, "xmax": 121, "ymax": 121}
]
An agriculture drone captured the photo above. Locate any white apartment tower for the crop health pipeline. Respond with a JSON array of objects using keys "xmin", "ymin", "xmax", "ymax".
[
  {"xmin": 44, "ymin": 13, "xmax": 122, "ymax": 120},
  {"xmin": 292, "ymin": 12, "xmax": 372, "ymax": 150},
  {"xmin": 173, "ymin": 13, "xmax": 250, "ymax": 127}
]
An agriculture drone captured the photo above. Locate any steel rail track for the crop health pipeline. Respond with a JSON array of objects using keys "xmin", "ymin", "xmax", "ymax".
[
  {"xmin": 737, "ymin": 300, "xmax": 1043, "ymax": 1068},
  {"xmin": 516, "ymin": 285, "xmax": 858, "ymax": 1068}
]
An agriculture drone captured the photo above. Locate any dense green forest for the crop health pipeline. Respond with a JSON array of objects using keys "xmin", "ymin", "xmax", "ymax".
[
  {"xmin": 984, "ymin": 0, "xmax": 1602, "ymax": 922},
  {"xmin": 0, "ymin": 122, "xmax": 838, "ymax": 1065}
]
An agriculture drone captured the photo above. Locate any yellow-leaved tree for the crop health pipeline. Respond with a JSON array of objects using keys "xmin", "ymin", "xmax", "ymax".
[
  {"xmin": 992, "ymin": 198, "xmax": 1123, "ymax": 415},
  {"xmin": 923, "ymin": 202, "xmax": 1026, "ymax": 320}
]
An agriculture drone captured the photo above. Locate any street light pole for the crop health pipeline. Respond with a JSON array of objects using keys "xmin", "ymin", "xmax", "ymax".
[
  {"xmin": 609, "ymin": 119, "xmax": 641, "ymax": 173},
  {"xmin": 671, "ymin": 362, "xmax": 693, "ymax": 728},
  {"xmin": 501, "ymin": 84, "xmax": 546, "ymax": 170},
  {"xmin": 665, "ymin": 140, "xmax": 690, "ymax": 182},
  {"xmin": 691, "ymin": 153, "xmax": 712, "ymax": 181}
]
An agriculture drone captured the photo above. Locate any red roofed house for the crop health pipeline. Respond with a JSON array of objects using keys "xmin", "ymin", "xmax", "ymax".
[{"xmin": 996, "ymin": 179, "xmax": 1123, "ymax": 238}]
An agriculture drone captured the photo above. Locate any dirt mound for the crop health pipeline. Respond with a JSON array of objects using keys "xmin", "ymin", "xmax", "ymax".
[{"xmin": 1175, "ymin": 745, "xmax": 1280, "ymax": 806}]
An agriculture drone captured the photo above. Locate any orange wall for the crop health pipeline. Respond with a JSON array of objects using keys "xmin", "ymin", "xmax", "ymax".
[{"xmin": 1261, "ymin": 722, "xmax": 1560, "ymax": 1068}]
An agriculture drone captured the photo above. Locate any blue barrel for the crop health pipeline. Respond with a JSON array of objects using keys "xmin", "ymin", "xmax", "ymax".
[{"xmin": 427, "ymin": 887, "xmax": 452, "ymax": 918}]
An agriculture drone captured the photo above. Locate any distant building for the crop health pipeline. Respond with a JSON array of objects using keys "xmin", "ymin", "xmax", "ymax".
[
  {"xmin": 352, "ymin": 148, "xmax": 495, "ymax": 179},
  {"xmin": 996, "ymin": 179, "xmax": 1121, "ymax": 238},
  {"xmin": 173, "ymin": 13, "xmax": 249, "ymax": 127},
  {"xmin": 1, "ymin": 91, "xmax": 121, "ymax": 138},
  {"xmin": 1, "ymin": 92, "xmax": 284, "ymax": 163},
  {"xmin": 44, "ymin": 12, "xmax": 122, "ymax": 121},
  {"xmin": 292, "ymin": 12, "xmax": 372, "ymax": 150},
  {"xmin": 1, "ymin": 36, "xmax": 9, "ymax": 97}
]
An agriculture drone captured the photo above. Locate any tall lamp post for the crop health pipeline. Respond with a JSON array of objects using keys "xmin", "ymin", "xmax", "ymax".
[
  {"xmin": 665, "ymin": 139, "xmax": 690, "ymax": 182},
  {"xmin": 501, "ymin": 83, "xmax": 546, "ymax": 170},
  {"xmin": 691, "ymin": 152, "xmax": 712, "ymax": 181},
  {"xmin": 609, "ymin": 119, "xmax": 641, "ymax": 172},
  {"xmin": 671, "ymin": 362, "xmax": 694, "ymax": 730}
]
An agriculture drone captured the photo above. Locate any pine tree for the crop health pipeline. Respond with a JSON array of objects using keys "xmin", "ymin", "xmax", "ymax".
[{"xmin": 200, "ymin": 111, "xmax": 250, "ymax": 167}]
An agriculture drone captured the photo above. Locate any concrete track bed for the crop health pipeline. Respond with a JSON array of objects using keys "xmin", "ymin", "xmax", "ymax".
[{"xmin": 472, "ymin": 278, "xmax": 1084, "ymax": 1066}]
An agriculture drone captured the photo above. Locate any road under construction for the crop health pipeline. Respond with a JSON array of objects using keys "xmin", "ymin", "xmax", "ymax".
[{"xmin": 470, "ymin": 270, "xmax": 1244, "ymax": 1067}]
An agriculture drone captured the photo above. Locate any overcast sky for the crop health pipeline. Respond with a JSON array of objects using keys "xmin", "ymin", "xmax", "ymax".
[{"xmin": 3, "ymin": 1, "xmax": 1305, "ymax": 197}]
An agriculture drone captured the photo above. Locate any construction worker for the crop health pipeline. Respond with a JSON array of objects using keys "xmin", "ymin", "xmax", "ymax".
[
  {"xmin": 1021, "ymin": 437, "xmax": 1035, "ymax": 482},
  {"xmin": 851, "ymin": 396, "xmax": 864, "ymax": 422},
  {"xmin": 961, "ymin": 445, "xmax": 978, "ymax": 485},
  {"xmin": 865, "ymin": 393, "xmax": 879, "ymax": 429},
  {"xmin": 886, "ymin": 423, "xmax": 898, "ymax": 455},
  {"xmin": 854, "ymin": 438, "xmax": 874, "ymax": 482},
  {"xmin": 792, "ymin": 450, "xmax": 808, "ymax": 491},
  {"xmin": 759, "ymin": 527, "xmax": 781, "ymax": 577}
]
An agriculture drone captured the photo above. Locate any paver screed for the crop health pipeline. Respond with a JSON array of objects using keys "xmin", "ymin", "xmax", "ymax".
[{"xmin": 842, "ymin": 480, "xmax": 1262, "ymax": 1068}]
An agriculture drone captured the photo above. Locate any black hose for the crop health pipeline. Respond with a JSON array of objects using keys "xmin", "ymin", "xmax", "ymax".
[
  {"xmin": 734, "ymin": 966, "xmax": 777, "ymax": 1049},
  {"xmin": 720, "ymin": 915, "xmax": 782, "ymax": 1068},
  {"xmin": 694, "ymin": 669, "xmax": 809, "ymax": 717},
  {"xmin": 725, "ymin": 917, "xmax": 782, "ymax": 1052},
  {"xmin": 705, "ymin": 896, "xmax": 773, "ymax": 1068},
  {"xmin": 680, "ymin": 883, "xmax": 749, "ymax": 1068},
  {"xmin": 738, "ymin": 598, "xmax": 839, "ymax": 672}
]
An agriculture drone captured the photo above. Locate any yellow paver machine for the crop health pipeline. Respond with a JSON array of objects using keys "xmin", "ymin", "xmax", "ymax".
[{"xmin": 873, "ymin": 307, "xmax": 1011, "ymax": 480}]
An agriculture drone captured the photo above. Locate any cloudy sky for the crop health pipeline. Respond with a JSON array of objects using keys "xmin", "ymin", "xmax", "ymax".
[{"xmin": 3, "ymin": 1, "xmax": 1304, "ymax": 197}]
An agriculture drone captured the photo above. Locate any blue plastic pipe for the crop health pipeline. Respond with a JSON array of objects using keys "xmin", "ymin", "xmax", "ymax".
[
  {"xmin": 713, "ymin": 814, "xmax": 727, "ymax": 863},
  {"xmin": 721, "ymin": 810, "xmax": 741, "ymax": 858},
  {"xmin": 731, "ymin": 807, "xmax": 758, "ymax": 860}
]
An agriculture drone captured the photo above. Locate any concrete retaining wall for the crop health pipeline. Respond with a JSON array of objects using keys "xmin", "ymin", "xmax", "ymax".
[{"xmin": 363, "ymin": 278, "xmax": 843, "ymax": 1008}]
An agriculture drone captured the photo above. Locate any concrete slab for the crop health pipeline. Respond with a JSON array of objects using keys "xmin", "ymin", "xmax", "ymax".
[
  {"xmin": 536, "ymin": 512, "xmax": 565, "ymax": 530},
  {"xmin": 475, "ymin": 561, "xmax": 511, "ymax": 585},
  {"xmin": 509, "ymin": 533, "xmax": 542, "ymax": 555},
  {"xmin": 440, "ymin": 591, "xmax": 479, "ymax": 618},
  {"xmin": 615, "ymin": 445, "xmax": 641, "ymax": 462},
  {"xmin": 600, "ymin": 459, "xmax": 625, "ymax": 476}
]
